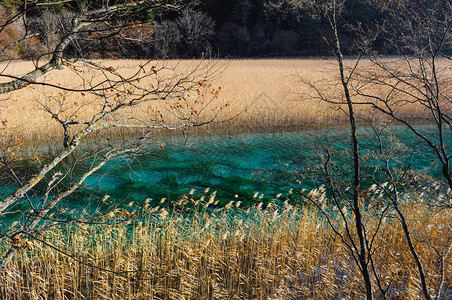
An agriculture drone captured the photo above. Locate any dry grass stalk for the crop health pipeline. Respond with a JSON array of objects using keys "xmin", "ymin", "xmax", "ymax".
[
  {"xmin": 1, "ymin": 194, "xmax": 450, "ymax": 299},
  {"xmin": 3, "ymin": 58, "xmax": 448, "ymax": 146}
]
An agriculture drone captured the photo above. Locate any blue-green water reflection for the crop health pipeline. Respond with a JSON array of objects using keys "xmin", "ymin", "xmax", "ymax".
[
  {"xmin": 77, "ymin": 125, "xmax": 443, "ymax": 206},
  {"xmin": 0, "ymin": 125, "xmax": 446, "ymax": 209}
]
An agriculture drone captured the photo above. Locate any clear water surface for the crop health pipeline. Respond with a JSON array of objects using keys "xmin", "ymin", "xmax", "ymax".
[{"xmin": 0, "ymin": 125, "xmax": 446, "ymax": 210}]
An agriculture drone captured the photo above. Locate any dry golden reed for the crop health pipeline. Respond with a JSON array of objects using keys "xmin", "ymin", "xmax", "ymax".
[
  {"xmin": 1, "ymin": 197, "xmax": 450, "ymax": 299},
  {"xmin": 3, "ymin": 58, "xmax": 447, "ymax": 145}
]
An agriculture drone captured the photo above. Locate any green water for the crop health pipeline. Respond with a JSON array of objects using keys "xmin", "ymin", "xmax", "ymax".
[
  {"xmin": 80, "ymin": 130, "xmax": 315, "ymax": 206},
  {"xmin": 0, "ymin": 125, "xmax": 446, "ymax": 210},
  {"xmin": 70, "ymin": 125, "xmax": 443, "ymax": 206}
]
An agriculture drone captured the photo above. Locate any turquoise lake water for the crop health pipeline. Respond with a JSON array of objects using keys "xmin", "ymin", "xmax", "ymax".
[{"xmin": 0, "ymin": 125, "xmax": 446, "ymax": 210}]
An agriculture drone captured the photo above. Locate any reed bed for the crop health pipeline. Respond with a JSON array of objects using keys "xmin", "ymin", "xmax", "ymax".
[
  {"xmin": 1, "ymin": 191, "xmax": 450, "ymax": 299},
  {"xmin": 2, "ymin": 58, "xmax": 448, "ymax": 144}
]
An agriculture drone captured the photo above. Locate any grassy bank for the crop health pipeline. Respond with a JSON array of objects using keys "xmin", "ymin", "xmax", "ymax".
[
  {"xmin": 1, "ymin": 58, "xmax": 445, "ymax": 145},
  {"xmin": 1, "ymin": 191, "xmax": 451, "ymax": 299}
]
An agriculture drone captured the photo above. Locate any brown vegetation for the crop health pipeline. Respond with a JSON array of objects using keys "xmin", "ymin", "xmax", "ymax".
[
  {"xmin": 2, "ymin": 58, "xmax": 449, "ymax": 145},
  {"xmin": 0, "ymin": 190, "xmax": 450, "ymax": 299}
]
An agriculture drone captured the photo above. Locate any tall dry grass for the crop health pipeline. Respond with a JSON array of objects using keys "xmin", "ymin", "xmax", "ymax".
[
  {"xmin": 1, "ymin": 190, "xmax": 450, "ymax": 299},
  {"xmin": 2, "ymin": 58, "xmax": 447, "ymax": 145},
  {"xmin": 0, "ymin": 59, "xmax": 334, "ymax": 144}
]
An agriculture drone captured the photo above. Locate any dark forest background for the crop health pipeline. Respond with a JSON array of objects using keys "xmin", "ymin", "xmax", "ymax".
[{"xmin": 0, "ymin": 0, "xmax": 444, "ymax": 59}]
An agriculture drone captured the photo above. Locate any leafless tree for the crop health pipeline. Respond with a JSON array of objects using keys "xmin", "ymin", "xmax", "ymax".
[
  {"xmin": 273, "ymin": 0, "xmax": 452, "ymax": 298},
  {"xmin": 284, "ymin": 1, "xmax": 376, "ymax": 298},
  {"xmin": 348, "ymin": 1, "xmax": 452, "ymax": 299},
  {"xmin": 0, "ymin": 0, "xmax": 224, "ymax": 273},
  {"xmin": 177, "ymin": 8, "xmax": 215, "ymax": 57},
  {"xmin": 152, "ymin": 8, "xmax": 215, "ymax": 58},
  {"xmin": 354, "ymin": 0, "xmax": 452, "ymax": 193}
]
